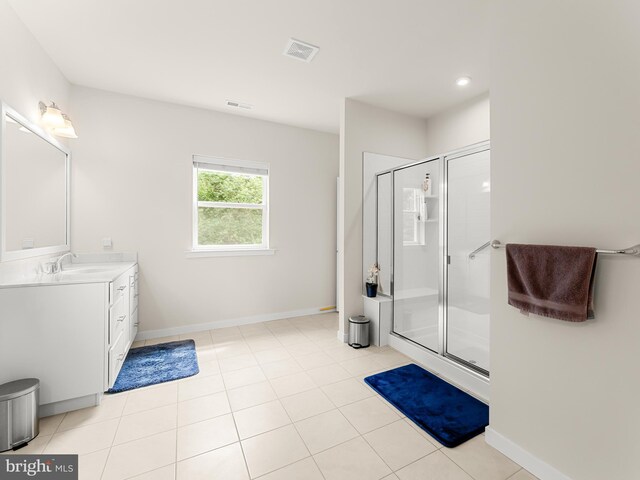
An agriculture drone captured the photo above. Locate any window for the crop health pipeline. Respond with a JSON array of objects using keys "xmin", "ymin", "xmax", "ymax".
[{"xmin": 192, "ymin": 155, "xmax": 269, "ymax": 252}]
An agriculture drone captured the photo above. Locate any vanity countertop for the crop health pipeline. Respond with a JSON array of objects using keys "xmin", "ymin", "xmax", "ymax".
[{"xmin": 0, "ymin": 253, "xmax": 137, "ymax": 289}]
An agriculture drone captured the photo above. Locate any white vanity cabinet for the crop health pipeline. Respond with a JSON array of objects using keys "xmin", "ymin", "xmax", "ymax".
[
  {"xmin": 0, "ymin": 261, "xmax": 138, "ymax": 415},
  {"xmin": 106, "ymin": 265, "xmax": 139, "ymax": 389}
]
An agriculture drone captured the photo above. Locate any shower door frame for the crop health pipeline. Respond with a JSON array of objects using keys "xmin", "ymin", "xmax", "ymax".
[{"xmin": 381, "ymin": 140, "xmax": 490, "ymax": 379}]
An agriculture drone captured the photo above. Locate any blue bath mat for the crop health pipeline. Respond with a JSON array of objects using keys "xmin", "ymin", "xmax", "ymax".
[
  {"xmin": 108, "ymin": 340, "xmax": 199, "ymax": 393},
  {"xmin": 364, "ymin": 363, "xmax": 488, "ymax": 447}
]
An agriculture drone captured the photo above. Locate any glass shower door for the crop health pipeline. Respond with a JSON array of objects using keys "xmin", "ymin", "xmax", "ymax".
[
  {"xmin": 392, "ymin": 159, "xmax": 440, "ymax": 352},
  {"xmin": 445, "ymin": 149, "xmax": 490, "ymax": 373}
]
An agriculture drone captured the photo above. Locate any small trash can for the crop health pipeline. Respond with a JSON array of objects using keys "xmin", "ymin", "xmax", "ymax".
[
  {"xmin": 348, "ymin": 315, "xmax": 370, "ymax": 349},
  {"xmin": 0, "ymin": 378, "xmax": 40, "ymax": 452}
]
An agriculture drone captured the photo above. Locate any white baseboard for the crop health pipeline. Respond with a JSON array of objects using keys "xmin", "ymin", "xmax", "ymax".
[
  {"xmin": 337, "ymin": 330, "xmax": 348, "ymax": 343},
  {"xmin": 389, "ymin": 333, "xmax": 490, "ymax": 402},
  {"xmin": 135, "ymin": 306, "xmax": 336, "ymax": 341},
  {"xmin": 485, "ymin": 427, "xmax": 572, "ymax": 480},
  {"xmin": 41, "ymin": 393, "xmax": 101, "ymax": 417}
]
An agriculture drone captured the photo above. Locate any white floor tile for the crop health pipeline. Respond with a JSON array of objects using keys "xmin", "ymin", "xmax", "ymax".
[
  {"xmin": 102, "ymin": 430, "xmax": 177, "ymax": 480},
  {"xmin": 340, "ymin": 397, "xmax": 400, "ymax": 434},
  {"xmin": 260, "ymin": 358, "xmax": 303, "ymax": 379},
  {"xmin": 254, "ymin": 347, "xmax": 292, "ymax": 364},
  {"xmin": 233, "ymin": 400, "xmax": 291, "ymax": 439},
  {"xmin": 396, "ymin": 451, "xmax": 473, "ymax": 480},
  {"xmin": 177, "ymin": 391, "xmax": 231, "ymax": 427},
  {"xmin": 441, "ymin": 435, "xmax": 521, "ymax": 480},
  {"xmin": 178, "ymin": 374, "xmax": 225, "ymax": 402},
  {"xmin": 314, "ymin": 436, "xmax": 391, "ymax": 480},
  {"xmin": 78, "ymin": 448, "xmax": 110, "ymax": 480},
  {"xmin": 58, "ymin": 395, "xmax": 127, "ymax": 432},
  {"xmin": 508, "ymin": 469, "xmax": 540, "ymax": 480},
  {"xmin": 227, "ymin": 381, "xmax": 278, "ymax": 411},
  {"xmin": 177, "ymin": 442, "xmax": 249, "ymax": 480},
  {"xmin": 295, "ymin": 351, "xmax": 335, "ymax": 370},
  {"xmin": 269, "ymin": 372, "xmax": 317, "ymax": 398},
  {"xmin": 257, "ymin": 457, "xmax": 324, "ymax": 480},
  {"xmin": 241, "ymin": 425, "xmax": 310, "ymax": 478},
  {"xmin": 222, "ymin": 366, "xmax": 267, "ymax": 389},
  {"xmin": 44, "ymin": 418, "xmax": 119, "ymax": 455},
  {"xmin": 219, "ymin": 353, "xmax": 258, "ymax": 373},
  {"xmin": 114, "ymin": 404, "xmax": 177, "ymax": 445},
  {"xmin": 38, "ymin": 413, "xmax": 66, "ymax": 436},
  {"xmin": 364, "ymin": 420, "xmax": 436, "ymax": 470},
  {"xmin": 129, "ymin": 464, "xmax": 176, "ymax": 480},
  {"xmin": 295, "ymin": 409, "xmax": 359, "ymax": 454},
  {"xmin": 321, "ymin": 378, "xmax": 375, "ymax": 407},
  {"xmin": 177, "ymin": 414, "xmax": 238, "ymax": 461},
  {"xmin": 280, "ymin": 388, "xmax": 335, "ymax": 422},
  {"xmin": 306, "ymin": 364, "xmax": 351, "ymax": 386},
  {"xmin": 123, "ymin": 383, "xmax": 178, "ymax": 416}
]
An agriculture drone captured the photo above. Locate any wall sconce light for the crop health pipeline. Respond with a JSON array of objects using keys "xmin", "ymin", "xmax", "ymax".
[
  {"xmin": 39, "ymin": 101, "xmax": 65, "ymax": 128},
  {"xmin": 54, "ymin": 114, "xmax": 78, "ymax": 139},
  {"xmin": 39, "ymin": 101, "xmax": 78, "ymax": 138}
]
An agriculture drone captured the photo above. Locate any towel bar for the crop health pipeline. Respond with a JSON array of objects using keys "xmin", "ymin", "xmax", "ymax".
[{"xmin": 490, "ymin": 240, "xmax": 640, "ymax": 256}]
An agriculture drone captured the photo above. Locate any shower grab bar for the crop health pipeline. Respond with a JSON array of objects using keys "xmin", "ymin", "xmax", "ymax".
[
  {"xmin": 468, "ymin": 241, "xmax": 491, "ymax": 259},
  {"xmin": 490, "ymin": 240, "xmax": 640, "ymax": 256}
]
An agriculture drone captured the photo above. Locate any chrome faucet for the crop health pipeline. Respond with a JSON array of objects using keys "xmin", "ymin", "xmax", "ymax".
[{"xmin": 42, "ymin": 252, "xmax": 78, "ymax": 274}]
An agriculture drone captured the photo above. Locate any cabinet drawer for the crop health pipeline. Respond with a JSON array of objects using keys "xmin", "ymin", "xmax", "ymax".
[
  {"xmin": 109, "ymin": 296, "xmax": 127, "ymax": 345},
  {"xmin": 108, "ymin": 331, "xmax": 126, "ymax": 388},
  {"xmin": 109, "ymin": 274, "xmax": 129, "ymax": 305}
]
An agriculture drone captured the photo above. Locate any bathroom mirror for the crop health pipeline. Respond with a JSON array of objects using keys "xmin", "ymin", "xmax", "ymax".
[{"xmin": 0, "ymin": 103, "xmax": 70, "ymax": 261}]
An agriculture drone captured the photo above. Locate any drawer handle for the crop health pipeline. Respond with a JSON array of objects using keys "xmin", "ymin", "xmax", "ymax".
[
  {"xmin": 117, "ymin": 354, "xmax": 124, "ymax": 361},
  {"xmin": 117, "ymin": 285, "xmax": 127, "ymax": 291},
  {"xmin": 134, "ymin": 294, "xmax": 139, "ymax": 298},
  {"xmin": 134, "ymin": 322, "xmax": 139, "ymax": 327},
  {"xmin": 117, "ymin": 315, "xmax": 126, "ymax": 322}
]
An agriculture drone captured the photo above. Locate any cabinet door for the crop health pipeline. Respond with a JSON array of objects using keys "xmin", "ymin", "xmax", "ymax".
[{"xmin": 108, "ymin": 331, "xmax": 126, "ymax": 388}]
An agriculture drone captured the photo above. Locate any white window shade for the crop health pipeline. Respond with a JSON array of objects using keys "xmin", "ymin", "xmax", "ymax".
[{"xmin": 193, "ymin": 155, "xmax": 268, "ymax": 176}]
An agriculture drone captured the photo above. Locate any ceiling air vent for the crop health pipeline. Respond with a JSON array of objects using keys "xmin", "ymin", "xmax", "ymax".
[
  {"xmin": 283, "ymin": 38, "xmax": 319, "ymax": 63},
  {"xmin": 226, "ymin": 100, "xmax": 253, "ymax": 110}
]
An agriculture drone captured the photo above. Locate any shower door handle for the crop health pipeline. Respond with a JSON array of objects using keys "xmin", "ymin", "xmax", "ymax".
[{"xmin": 468, "ymin": 241, "xmax": 491, "ymax": 260}]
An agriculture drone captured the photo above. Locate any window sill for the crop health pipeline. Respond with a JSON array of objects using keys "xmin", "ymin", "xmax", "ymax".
[{"xmin": 185, "ymin": 248, "xmax": 276, "ymax": 258}]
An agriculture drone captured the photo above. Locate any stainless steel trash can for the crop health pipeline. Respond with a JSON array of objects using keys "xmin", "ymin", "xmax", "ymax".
[
  {"xmin": 348, "ymin": 315, "xmax": 370, "ymax": 349},
  {"xmin": 0, "ymin": 378, "xmax": 39, "ymax": 452}
]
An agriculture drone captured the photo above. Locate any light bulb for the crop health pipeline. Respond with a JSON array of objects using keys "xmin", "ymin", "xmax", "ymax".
[
  {"xmin": 456, "ymin": 76, "xmax": 472, "ymax": 87},
  {"xmin": 42, "ymin": 103, "xmax": 65, "ymax": 128}
]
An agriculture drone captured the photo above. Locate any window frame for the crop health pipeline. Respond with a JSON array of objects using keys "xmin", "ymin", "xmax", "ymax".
[{"xmin": 191, "ymin": 155, "xmax": 270, "ymax": 253}]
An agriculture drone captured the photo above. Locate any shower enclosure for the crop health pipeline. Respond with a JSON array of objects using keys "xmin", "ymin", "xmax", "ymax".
[{"xmin": 377, "ymin": 142, "xmax": 490, "ymax": 376}]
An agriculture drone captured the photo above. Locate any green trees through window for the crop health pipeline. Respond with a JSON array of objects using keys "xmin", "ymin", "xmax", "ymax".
[{"xmin": 197, "ymin": 171, "xmax": 265, "ymax": 246}]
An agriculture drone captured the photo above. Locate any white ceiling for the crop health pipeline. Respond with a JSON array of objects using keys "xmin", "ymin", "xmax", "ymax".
[{"xmin": 9, "ymin": 0, "xmax": 489, "ymax": 133}]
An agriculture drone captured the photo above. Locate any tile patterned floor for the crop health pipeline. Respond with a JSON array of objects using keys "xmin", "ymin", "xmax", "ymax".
[{"xmin": 1, "ymin": 313, "xmax": 538, "ymax": 480}]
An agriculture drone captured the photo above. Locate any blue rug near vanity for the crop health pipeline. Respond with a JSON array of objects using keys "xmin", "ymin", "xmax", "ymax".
[
  {"xmin": 364, "ymin": 363, "xmax": 488, "ymax": 447},
  {"xmin": 108, "ymin": 340, "xmax": 199, "ymax": 393}
]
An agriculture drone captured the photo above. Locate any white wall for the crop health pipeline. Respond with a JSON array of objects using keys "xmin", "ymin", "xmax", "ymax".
[
  {"xmin": 362, "ymin": 152, "xmax": 414, "ymax": 295},
  {"xmin": 0, "ymin": 0, "xmax": 69, "ymax": 126},
  {"xmin": 70, "ymin": 86, "xmax": 339, "ymax": 334},
  {"xmin": 424, "ymin": 92, "xmax": 490, "ymax": 157},
  {"xmin": 0, "ymin": 0, "xmax": 70, "ymax": 279},
  {"xmin": 489, "ymin": 2, "xmax": 640, "ymax": 479},
  {"xmin": 339, "ymin": 99, "xmax": 430, "ymax": 337}
]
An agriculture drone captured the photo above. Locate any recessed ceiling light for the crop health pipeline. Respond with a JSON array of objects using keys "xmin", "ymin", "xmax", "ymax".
[{"xmin": 456, "ymin": 76, "xmax": 472, "ymax": 87}]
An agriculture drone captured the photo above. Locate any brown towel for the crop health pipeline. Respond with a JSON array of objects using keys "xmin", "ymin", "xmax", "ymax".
[{"xmin": 506, "ymin": 244, "xmax": 597, "ymax": 322}]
